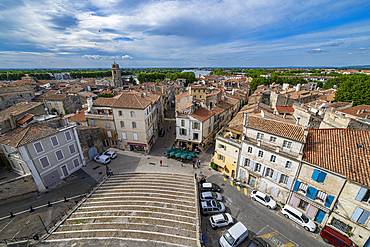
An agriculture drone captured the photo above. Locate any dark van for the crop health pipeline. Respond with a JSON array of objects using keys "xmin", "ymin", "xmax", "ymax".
[{"xmin": 320, "ymin": 226, "xmax": 358, "ymax": 247}]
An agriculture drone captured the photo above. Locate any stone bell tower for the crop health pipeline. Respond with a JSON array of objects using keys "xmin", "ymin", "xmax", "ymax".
[{"xmin": 111, "ymin": 62, "xmax": 123, "ymax": 87}]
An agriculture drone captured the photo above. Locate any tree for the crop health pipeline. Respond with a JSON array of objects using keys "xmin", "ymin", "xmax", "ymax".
[
  {"xmin": 129, "ymin": 76, "xmax": 135, "ymax": 84},
  {"xmin": 334, "ymin": 74, "xmax": 370, "ymax": 106}
]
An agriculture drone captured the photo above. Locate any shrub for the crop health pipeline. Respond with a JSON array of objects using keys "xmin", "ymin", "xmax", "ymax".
[{"xmin": 211, "ymin": 162, "xmax": 217, "ymax": 170}]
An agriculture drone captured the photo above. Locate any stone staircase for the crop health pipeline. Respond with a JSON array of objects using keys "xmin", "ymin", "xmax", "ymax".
[{"xmin": 47, "ymin": 172, "xmax": 198, "ymax": 246}]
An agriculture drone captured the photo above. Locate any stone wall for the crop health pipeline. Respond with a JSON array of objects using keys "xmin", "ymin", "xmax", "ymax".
[
  {"xmin": 76, "ymin": 126, "xmax": 104, "ymax": 162},
  {"xmin": 63, "ymin": 95, "xmax": 83, "ymax": 114},
  {"xmin": 0, "ymin": 175, "xmax": 37, "ymax": 200}
]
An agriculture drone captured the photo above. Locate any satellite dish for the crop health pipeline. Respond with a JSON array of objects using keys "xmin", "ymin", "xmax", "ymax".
[{"xmin": 44, "ymin": 108, "xmax": 48, "ymax": 111}]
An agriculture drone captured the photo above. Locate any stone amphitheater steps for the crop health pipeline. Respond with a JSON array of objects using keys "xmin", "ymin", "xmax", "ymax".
[{"xmin": 48, "ymin": 172, "xmax": 199, "ymax": 247}]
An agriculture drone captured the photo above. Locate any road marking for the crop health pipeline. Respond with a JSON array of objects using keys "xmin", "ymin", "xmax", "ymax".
[
  {"xmin": 244, "ymin": 188, "xmax": 248, "ymax": 196},
  {"xmin": 0, "ymin": 219, "xmax": 14, "ymax": 233},
  {"xmin": 259, "ymin": 231, "xmax": 278, "ymax": 239},
  {"xmin": 230, "ymin": 181, "xmax": 233, "ymax": 186},
  {"xmin": 224, "ymin": 177, "xmax": 227, "ymax": 181},
  {"xmin": 237, "ymin": 185, "xmax": 240, "ymax": 191},
  {"xmin": 280, "ymin": 242, "xmax": 296, "ymax": 247}
]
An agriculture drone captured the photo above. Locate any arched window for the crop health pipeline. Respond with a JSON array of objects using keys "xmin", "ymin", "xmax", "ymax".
[
  {"xmin": 132, "ymin": 122, "xmax": 137, "ymax": 129},
  {"xmin": 131, "ymin": 111, "xmax": 135, "ymax": 117}
]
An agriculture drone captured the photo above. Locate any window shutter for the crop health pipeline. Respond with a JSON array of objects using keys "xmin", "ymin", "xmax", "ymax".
[
  {"xmin": 272, "ymin": 171, "xmax": 278, "ymax": 182},
  {"xmin": 351, "ymin": 207, "xmax": 364, "ymax": 222},
  {"xmin": 358, "ymin": 210, "xmax": 370, "ymax": 224},
  {"xmin": 198, "ymin": 123, "xmax": 200, "ymax": 130},
  {"xmin": 306, "ymin": 187, "xmax": 318, "ymax": 200},
  {"xmin": 274, "ymin": 172, "xmax": 281, "ymax": 183},
  {"xmin": 355, "ymin": 187, "xmax": 368, "ymax": 201},
  {"xmin": 250, "ymin": 161, "xmax": 256, "ymax": 171},
  {"xmin": 287, "ymin": 178, "xmax": 294, "ymax": 189},
  {"xmin": 324, "ymin": 195, "xmax": 335, "ymax": 207},
  {"xmin": 261, "ymin": 165, "xmax": 266, "ymax": 176},
  {"xmin": 311, "ymin": 169, "xmax": 320, "ymax": 181},
  {"xmin": 192, "ymin": 122, "xmax": 194, "ymax": 129},
  {"xmin": 293, "ymin": 180, "xmax": 300, "ymax": 191},
  {"xmin": 317, "ymin": 172, "xmax": 327, "ymax": 183},
  {"xmin": 184, "ymin": 129, "xmax": 187, "ymax": 135}
]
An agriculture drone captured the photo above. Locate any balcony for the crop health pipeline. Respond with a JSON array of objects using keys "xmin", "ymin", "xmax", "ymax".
[{"xmin": 216, "ymin": 133, "xmax": 241, "ymax": 148}]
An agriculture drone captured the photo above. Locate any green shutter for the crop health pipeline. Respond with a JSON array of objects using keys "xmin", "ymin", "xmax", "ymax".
[
  {"xmin": 192, "ymin": 122, "xmax": 194, "ymax": 129},
  {"xmin": 185, "ymin": 129, "xmax": 187, "ymax": 135},
  {"xmin": 198, "ymin": 123, "xmax": 200, "ymax": 130}
]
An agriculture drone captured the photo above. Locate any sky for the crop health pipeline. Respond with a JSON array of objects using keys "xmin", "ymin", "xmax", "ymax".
[{"xmin": 0, "ymin": 0, "xmax": 370, "ymax": 68}]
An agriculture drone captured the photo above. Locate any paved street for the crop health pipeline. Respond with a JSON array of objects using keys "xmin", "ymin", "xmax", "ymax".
[{"xmin": 202, "ymin": 174, "xmax": 330, "ymax": 247}]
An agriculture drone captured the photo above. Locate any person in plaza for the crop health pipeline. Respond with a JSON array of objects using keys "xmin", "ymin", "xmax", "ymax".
[
  {"xmin": 109, "ymin": 169, "xmax": 113, "ymax": 176},
  {"xmin": 192, "ymin": 161, "xmax": 195, "ymax": 169},
  {"xmin": 160, "ymin": 160, "xmax": 162, "ymax": 166}
]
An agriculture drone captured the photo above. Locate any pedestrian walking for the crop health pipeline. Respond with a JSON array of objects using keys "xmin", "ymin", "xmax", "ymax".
[
  {"xmin": 160, "ymin": 160, "xmax": 162, "ymax": 166},
  {"xmin": 109, "ymin": 169, "xmax": 113, "ymax": 176},
  {"xmin": 198, "ymin": 160, "xmax": 201, "ymax": 166},
  {"xmin": 192, "ymin": 161, "xmax": 195, "ymax": 169}
]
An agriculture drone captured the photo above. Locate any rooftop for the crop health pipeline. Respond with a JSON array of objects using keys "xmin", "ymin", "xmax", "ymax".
[{"xmin": 0, "ymin": 102, "xmax": 44, "ymax": 123}]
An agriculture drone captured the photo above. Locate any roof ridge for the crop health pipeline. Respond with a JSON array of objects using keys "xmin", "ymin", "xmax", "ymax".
[
  {"xmin": 16, "ymin": 125, "xmax": 32, "ymax": 147},
  {"xmin": 133, "ymin": 94, "xmax": 144, "ymax": 108}
]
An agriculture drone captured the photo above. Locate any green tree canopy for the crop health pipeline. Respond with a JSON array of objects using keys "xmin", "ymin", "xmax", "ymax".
[{"xmin": 334, "ymin": 74, "xmax": 370, "ymax": 106}]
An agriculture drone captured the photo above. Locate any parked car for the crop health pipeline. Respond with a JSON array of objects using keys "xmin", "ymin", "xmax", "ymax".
[
  {"xmin": 200, "ymin": 191, "xmax": 222, "ymax": 201},
  {"xmin": 200, "ymin": 182, "xmax": 221, "ymax": 192},
  {"xmin": 209, "ymin": 213, "xmax": 234, "ymax": 229},
  {"xmin": 246, "ymin": 237, "xmax": 270, "ymax": 247},
  {"xmin": 94, "ymin": 155, "xmax": 111, "ymax": 164},
  {"xmin": 251, "ymin": 190, "xmax": 277, "ymax": 210},
  {"xmin": 219, "ymin": 222, "xmax": 249, "ymax": 247},
  {"xmin": 281, "ymin": 205, "xmax": 316, "ymax": 232},
  {"xmin": 158, "ymin": 129, "xmax": 165, "ymax": 137},
  {"xmin": 201, "ymin": 200, "xmax": 225, "ymax": 215},
  {"xmin": 102, "ymin": 151, "xmax": 117, "ymax": 159},
  {"xmin": 320, "ymin": 226, "xmax": 358, "ymax": 247}
]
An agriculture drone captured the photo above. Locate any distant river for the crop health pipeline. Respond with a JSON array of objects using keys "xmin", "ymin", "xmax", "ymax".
[{"xmin": 182, "ymin": 70, "xmax": 211, "ymax": 78}]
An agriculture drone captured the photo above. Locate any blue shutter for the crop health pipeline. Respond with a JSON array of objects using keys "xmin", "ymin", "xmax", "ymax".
[
  {"xmin": 351, "ymin": 207, "xmax": 364, "ymax": 222},
  {"xmin": 306, "ymin": 187, "xmax": 318, "ymax": 200},
  {"xmin": 355, "ymin": 187, "xmax": 368, "ymax": 201},
  {"xmin": 317, "ymin": 172, "xmax": 327, "ymax": 183},
  {"xmin": 324, "ymin": 195, "xmax": 334, "ymax": 207},
  {"xmin": 292, "ymin": 180, "xmax": 300, "ymax": 191},
  {"xmin": 358, "ymin": 210, "xmax": 370, "ymax": 224},
  {"xmin": 314, "ymin": 210, "xmax": 326, "ymax": 224},
  {"xmin": 311, "ymin": 169, "xmax": 320, "ymax": 181}
]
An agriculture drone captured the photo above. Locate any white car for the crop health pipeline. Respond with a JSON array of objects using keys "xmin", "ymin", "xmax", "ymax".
[
  {"xmin": 102, "ymin": 151, "xmax": 117, "ymax": 159},
  {"xmin": 94, "ymin": 154, "xmax": 111, "ymax": 164},
  {"xmin": 209, "ymin": 213, "xmax": 234, "ymax": 229},
  {"xmin": 251, "ymin": 190, "xmax": 277, "ymax": 210},
  {"xmin": 281, "ymin": 205, "xmax": 316, "ymax": 232},
  {"xmin": 200, "ymin": 191, "xmax": 222, "ymax": 201}
]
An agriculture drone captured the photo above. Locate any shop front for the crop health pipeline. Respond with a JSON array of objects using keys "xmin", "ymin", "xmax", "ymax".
[{"xmin": 128, "ymin": 142, "xmax": 146, "ymax": 152}]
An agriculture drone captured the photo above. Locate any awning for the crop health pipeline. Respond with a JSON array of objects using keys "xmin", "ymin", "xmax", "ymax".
[
  {"xmin": 148, "ymin": 135, "xmax": 155, "ymax": 145},
  {"xmin": 127, "ymin": 143, "xmax": 146, "ymax": 146},
  {"xmin": 316, "ymin": 191, "xmax": 328, "ymax": 201},
  {"xmin": 299, "ymin": 183, "xmax": 308, "ymax": 192}
]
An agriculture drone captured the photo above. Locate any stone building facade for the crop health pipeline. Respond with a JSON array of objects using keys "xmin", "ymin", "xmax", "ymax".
[
  {"xmin": 76, "ymin": 126, "xmax": 104, "ymax": 162},
  {"xmin": 0, "ymin": 85, "xmax": 35, "ymax": 110}
]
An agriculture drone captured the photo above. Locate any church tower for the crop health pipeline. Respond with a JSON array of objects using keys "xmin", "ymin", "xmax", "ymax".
[{"xmin": 111, "ymin": 62, "xmax": 123, "ymax": 87}]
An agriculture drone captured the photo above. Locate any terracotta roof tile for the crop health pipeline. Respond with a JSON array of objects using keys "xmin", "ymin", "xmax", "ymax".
[
  {"xmin": 68, "ymin": 108, "xmax": 87, "ymax": 122},
  {"xmin": 190, "ymin": 107, "xmax": 215, "ymax": 122},
  {"xmin": 0, "ymin": 123, "xmax": 59, "ymax": 147},
  {"xmin": 16, "ymin": 114, "xmax": 34, "ymax": 124},
  {"xmin": 93, "ymin": 97, "xmax": 116, "ymax": 107},
  {"xmin": 0, "ymin": 102, "xmax": 43, "ymax": 123},
  {"xmin": 275, "ymin": 106, "xmax": 295, "ymax": 114},
  {"xmin": 303, "ymin": 129, "xmax": 370, "ymax": 187},
  {"xmin": 337, "ymin": 104, "xmax": 370, "ymax": 119},
  {"xmin": 246, "ymin": 115, "xmax": 306, "ymax": 142},
  {"xmin": 111, "ymin": 92, "xmax": 152, "ymax": 109}
]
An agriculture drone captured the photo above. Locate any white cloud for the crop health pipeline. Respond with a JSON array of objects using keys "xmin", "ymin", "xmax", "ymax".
[{"xmin": 122, "ymin": 55, "xmax": 133, "ymax": 59}]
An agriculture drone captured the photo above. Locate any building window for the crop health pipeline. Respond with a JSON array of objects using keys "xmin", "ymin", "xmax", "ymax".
[
  {"xmin": 316, "ymin": 191, "xmax": 328, "ymax": 203},
  {"xmin": 120, "ymin": 121, "xmax": 124, "ymax": 128},
  {"xmin": 122, "ymin": 132, "xmax": 127, "ymax": 139},
  {"xmin": 105, "ymin": 139, "xmax": 110, "ymax": 146},
  {"xmin": 258, "ymin": 150, "xmax": 263, "ymax": 158},
  {"xmin": 311, "ymin": 169, "xmax": 327, "ymax": 183},
  {"xmin": 180, "ymin": 128, "xmax": 187, "ymax": 136},
  {"xmin": 218, "ymin": 154, "xmax": 225, "ymax": 162},
  {"xmin": 351, "ymin": 207, "xmax": 370, "ymax": 224},
  {"xmin": 107, "ymin": 131, "xmax": 112, "ymax": 138},
  {"xmin": 298, "ymin": 200, "xmax": 309, "ymax": 211},
  {"xmin": 119, "ymin": 110, "xmax": 122, "ymax": 116},
  {"xmin": 192, "ymin": 122, "xmax": 199, "ymax": 129},
  {"xmin": 279, "ymin": 174, "xmax": 289, "ymax": 184},
  {"xmin": 270, "ymin": 136, "xmax": 276, "ymax": 143},
  {"xmin": 105, "ymin": 121, "xmax": 109, "ymax": 127},
  {"xmin": 193, "ymin": 133, "xmax": 199, "ymax": 140},
  {"xmin": 247, "ymin": 147, "xmax": 252, "ymax": 153},
  {"xmin": 55, "ymin": 102, "xmax": 58, "ymax": 107},
  {"xmin": 266, "ymin": 168, "xmax": 274, "ymax": 178},
  {"xmin": 298, "ymin": 183, "xmax": 308, "ymax": 193},
  {"xmin": 181, "ymin": 120, "xmax": 185, "ymax": 127},
  {"xmin": 64, "ymin": 131, "xmax": 72, "ymax": 141},
  {"xmin": 39, "ymin": 156, "xmax": 50, "ymax": 168},
  {"xmin": 111, "ymin": 140, "xmax": 114, "ymax": 146},
  {"xmin": 68, "ymin": 144, "xmax": 76, "ymax": 155},
  {"xmin": 133, "ymin": 133, "xmax": 138, "ymax": 140},
  {"xmin": 330, "ymin": 218, "xmax": 353, "ymax": 235},
  {"xmin": 73, "ymin": 158, "xmax": 80, "ymax": 168},
  {"xmin": 355, "ymin": 187, "xmax": 370, "ymax": 204},
  {"xmin": 285, "ymin": 161, "xmax": 292, "ymax": 169},
  {"xmin": 243, "ymin": 158, "xmax": 250, "ymax": 167},
  {"xmin": 283, "ymin": 140, "xmax": 292, "ymax": 150},
  {"xmin": 132, "ymin": 122, "xmax": 137, "ymax": 129},
  {"xmin": 131, "ymin": 111, "xmax": 135, "ymax": 117},
  {"xmin": 255, "ymin": 163, "xmax": 261, "ymax": 172},
  {"xmin": 55, "ymin": 150, "xmax": 64, "ymax": 161},
  {"xmin": 219, "ymin": 144, "xmax": 226, "ymax": 151},
  {"xmin": 90, "ymin": 120, "xmax": 95, "ymax": 126},
  {"xmin": 270, "ymin": 155, "xmax": 276, "ymax": 163},
  {"xmin": 50, "ymin": 136, "xmax": 59, "ymax": 147},
  {"xmin": 34, "ymin": 142, "xmax": 44, "ymax": 154},
  {"xmin": 257, "ymin": 133, "xmax": 264, "ymax": 141}
]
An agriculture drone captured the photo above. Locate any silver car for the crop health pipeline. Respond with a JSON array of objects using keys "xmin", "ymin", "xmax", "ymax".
[{"xmin": 200, "ymin": 191, "xmax": 222, "ymax": 201}]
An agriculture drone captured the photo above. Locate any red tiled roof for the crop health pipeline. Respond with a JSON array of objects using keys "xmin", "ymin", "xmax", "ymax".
[
  {"xmin": 0, "ymin": 123, "xmax": 59, "ymax": 147},
  {"xmin": 275, "ymin": 106, "xmax": 295, "ymax": 114},
  {"xmin": 93, "ymin": 97, "xmax": 116, "ymax": 107},
  {"xmin": 303, "ymin": 129, "xmax": 370, "ymax": 187},
  {"xmin": 111, "ymin": 92, "xmax": 152, "ymax": 109},
  {"xmin": 16, "ymin": 114, "xmax": 34, "ymax": 124},
  {"xmin": 69, "ymin": 108, "xmax": 87, "ymax": 122},
  {"xmin": 190, "ymin": 107, "xmax": 215, "ymax": 122},
  {"xmin": 337, "ymin": 104, "xmax": 370, "ymax": 119},
  {"xmin": 246, "ymin": 115, "xmax": 306, "ymax": 142},
  {"xmin": 0, "ymin": 102, "xmax": 43, "ymax": 123}
]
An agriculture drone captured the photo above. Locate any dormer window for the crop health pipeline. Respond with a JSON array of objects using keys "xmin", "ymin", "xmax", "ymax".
[{"xmin": 269, "ymin": 136, "xmax": 276, "ymax": 143}]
